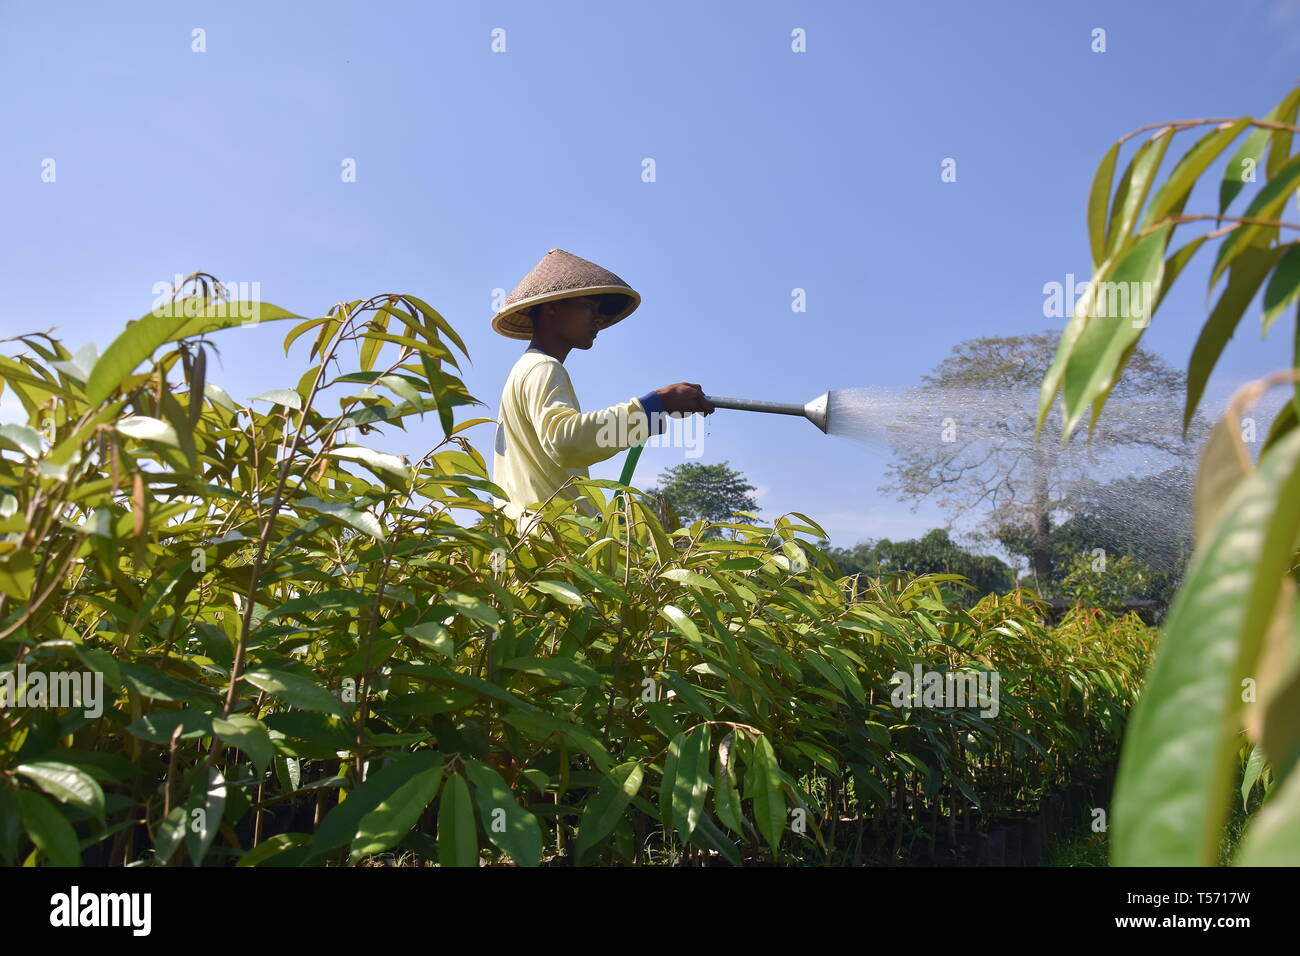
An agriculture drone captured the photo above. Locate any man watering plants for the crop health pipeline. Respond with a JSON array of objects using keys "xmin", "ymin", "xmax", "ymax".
[{"xmin": 489, "ymin": 247, "xmax": 714, "ymax": 531}]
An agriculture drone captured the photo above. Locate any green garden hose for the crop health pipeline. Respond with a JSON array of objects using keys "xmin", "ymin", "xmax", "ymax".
[
  {"xmin": 614, "ymin": 440, "xmax": 645, "ymax": 511},
  {"xmin": 618, "ymin": 440, "xmax": 645, "ymax": 487}
]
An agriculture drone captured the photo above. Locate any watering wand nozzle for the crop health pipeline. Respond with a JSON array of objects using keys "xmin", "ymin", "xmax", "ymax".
[{"xmin": 703, "ymin": 391, "xmax": 830, "ymax": 434}]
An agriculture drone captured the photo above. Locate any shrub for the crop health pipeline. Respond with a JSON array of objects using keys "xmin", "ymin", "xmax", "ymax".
[{"xmin": 0, "ymin": 282, "xmax": 1152, "ymax": 866}]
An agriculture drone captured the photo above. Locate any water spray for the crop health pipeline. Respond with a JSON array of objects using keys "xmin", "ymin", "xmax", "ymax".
[{"xmin": 619, "ymin": 384, "xmax": 1205, "ymax": 582}]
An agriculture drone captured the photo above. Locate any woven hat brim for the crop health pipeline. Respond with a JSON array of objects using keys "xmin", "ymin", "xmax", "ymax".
[{"xmin": 491, "ymin": 286, "xmax": 642, "ymax": 341}]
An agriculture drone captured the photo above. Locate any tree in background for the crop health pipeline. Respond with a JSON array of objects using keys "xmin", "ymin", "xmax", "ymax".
[
  {"xmin": 645, "ymin": 461, "xmax": 758, "ymax": 532},
  {"xmin": 994, "ymin": 466, "xmax": 1193, "ymax": 607},
  {"xmin": 821, "ymin": 528, "xmax": 1015, "ymax": 606},
  {"xmin": 880, "ymin": 331, "xmax": 1205, "ymax": 588}
]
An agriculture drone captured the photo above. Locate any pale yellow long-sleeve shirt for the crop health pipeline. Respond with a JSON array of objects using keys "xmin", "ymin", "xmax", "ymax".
[{"xmin": 492, "ymin": 348, "xmax": 653, "ymax": 527}]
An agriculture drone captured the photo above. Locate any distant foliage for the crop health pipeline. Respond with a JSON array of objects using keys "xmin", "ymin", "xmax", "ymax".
[
  {"xmin": 1060, "ymin": 552, "xmax": 1152, "ymax": 608},
  {"xmin": 822, "ymin": 529, "xmax": 1015, "ymax": 607}
]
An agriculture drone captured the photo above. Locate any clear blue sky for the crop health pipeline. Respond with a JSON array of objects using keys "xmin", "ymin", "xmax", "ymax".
[{"xmin": 3, "ymin": 0, "xmax": 1298, "ymax": 552}]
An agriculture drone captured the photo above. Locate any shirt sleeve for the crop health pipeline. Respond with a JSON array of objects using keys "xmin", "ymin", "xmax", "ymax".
[
  {"xmin": 522, "ymin": 362, "xmax": 657, "ymax": 469},
  {"xmin": 637, "ymin": 389, "xmax": 668, "ymax": 435}
]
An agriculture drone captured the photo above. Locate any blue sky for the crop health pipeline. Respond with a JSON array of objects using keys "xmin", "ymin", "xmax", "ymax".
[{"xmin": 3, "ymin": 0, "xmax": 1298, "ymax": 555}]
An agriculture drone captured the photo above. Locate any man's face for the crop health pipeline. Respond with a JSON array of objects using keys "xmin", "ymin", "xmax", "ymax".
[{"xmin": 543, "ymin": 296, "xmax": 601, "ymax": 350}]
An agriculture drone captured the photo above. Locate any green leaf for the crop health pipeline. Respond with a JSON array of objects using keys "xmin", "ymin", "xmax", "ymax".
[
  {"xmin": 126, "ymin": 709, "xmax": 214, "ymax": 744},
  {"xmin": 500, "ymin": 710, "xmax": 612, "ymax": 773},
  {"xmin": 688, "ymin": 811, "xmax": 743, "ymax": 866},
  {"xmin": 1220, "ymin": 126, "xmax": 1272, "ymax": 213},
  {"xmin": 1059, "ymin": 224, "xmax": 1172, "ymax": 437},
  {"xmin": 1153, "ymin": 235, "xmax": 1210, "ymax": 312},
  {"xmin": 714, "ymin": 748, "xmax": 744, "ymax": 834},
  {"xmin": 530, "ymin": 580, "xmax": 588, "ymax": 606},
  {"xmin": 1264, "ymin": 86, "xmax": 1300, "ymax": 179},
  {"xmin": 1185, "ymin": 243, "xmax": 1285, "ymax": 431},
  {"xmin": 1256, "ymin": 581, "xmax": 1300, "ymax": 782},
  {"xmin": 276, "ymin": 755, "xmax": 301, "ymax": 793},
  {"xmin": 326, "ymin": 446, "xmax": 410, "ymax": 490},
  {"xmin": 153, "ymin": 805, "xmax": 188, "ymax": 864},
  {"xmin": 443, "ymin": 591, "xmax": 502, "ymax": 627},
  {"xmin": 307, "ymin": 751, "xmax": 442, "ymax": 863},
  {"xmin": 437, "ymin": 773, "xmax": 479, "ymax": 867},
  {"xmin": 1241, "ymin": 745, "xmax": 1268, "ymax": 810},
  {"xmin": 0, "ymin": 549, "xmax": 35, "ymax": 600},
  {"xmin": 746, "ymin": 734, "xmax": 786, "ymax": 854},
  {"xmin": 294, "ymin": 497, "xmax": 385, "ymax": 540},
  {"xmin": 184, "ymin": 768, "xmax": 226, "ymax": 865},
  {"xmin": 418, "ymin": 354, "xmax": 455, "ymax": 438},
  {"xmin": 86, "ymin": 303, "xmax": 300, "ymax": 405},
  {"xmin": 660, "ymin": 725, "xmax": 710, "ymax": 840},
  {"xmin": 1104, "ymin": 129, "xmax": 1172, "ymax": 258},
  {"xmin": 116, "ymin": 415, "xmax": 180, "ymax": 447},
  {"xmin": 502, "ymin": 656, "xmax": 602, "ymax": 687},
  {"xmin": 557, "ymin": 562, "xmax": 628, "ymax": 602},
  {"xmin": 462, "ymin": 760, "xmax": 542, "ymax": 867},
  {"xmin": 118, "ymin": 661, "xmax": 212, "ymax": 702},
  {"xmin": 405, "ymin": 294, "xmax": 470, "ymax": 357},
  {"xmin": 1262, "ymin": 244, "xmax": 1300, "ymax": 334},
  {"xmin": 350, "ymin": 754, "xmax": 443, "ymax": 861},
  {"xmin": 236, "ymin": 833, "xmax": 311, "ymax": 867},
  {"xmin": 576, "ymin": 761, "xmax": 644, "ymax": 863},
  {"xmin": 243, "ymin": 668, "xmax": 349, "ymax": 719},
  {"xmin": 16, "ymin": 789, "xmax": 80, "ymax": 865},
  {"xmin": 1142, "ymin": 118, "xmax": 1250, "ymax": 229},
  {"xmin": 380, "ymin": 690, "xmax": 475, "ymax": 717},
  {"xmin": 377, "ymin": 373, "xmax": 423, "ymax": 407},
  {"xmin": 403, "ymin": 622, "xmax": 454, "ymax": 659},
  {"xmin": 1111, "ymin": 427, "xmax": 1300, "ymax": 865},
  {"xmin": 1220, "ymin": 88, "xmax": 1300, "ymax": 211},
  {"xmin": 252, "ymin": 389, "xmax": 303, "ymax": 411},
  {"xmin": 1209, "ymin": 150, "xmax": 1300, "ymax": 291},
  {"xmin": 660, "ymin": 605, "xmax": 704, "ymax": 649},
  {"xmin": 800, "ymin": 648, "xmax": 848, "ymax": 694},
  {"xmin": 660, "ymin": 671, "xmax": 714, "ymax": 719},
  {"xmin": 203, "ymin": 382, "xmax": 239, "ymax": 412},
  {"xmin": 16, "ymin": 762, "xmax": 105, "ymax": 823},
  {"xmin": 1235, "ymin": 756, "xmax": 1300, "ymax": 865},
  {"xmin": 0, "ymin": 425, "xmax": 41, "ymax": 458},
  {"xmin": 212, "ymin": 715, "xmax": 274, "ymax": 774},
  {"xmin": 50, "ymin": 343, "xmax": 98, "ymax": 385},
  {"xmin": 1192, "ymin": 416, "xmax": 1250, "ymax": 548},
  {"xmin": 1088, "ymin": 141, "xmax": 1120, "ymax": 268},
  {"xmin": 660, "ymin": 568, "xmax": 720, "ymax": 590}
]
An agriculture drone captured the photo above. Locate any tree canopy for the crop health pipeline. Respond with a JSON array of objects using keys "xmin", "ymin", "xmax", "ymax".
[{"xmin": 646, "ymin": 461, "xmax": 758, "ymax": 531}]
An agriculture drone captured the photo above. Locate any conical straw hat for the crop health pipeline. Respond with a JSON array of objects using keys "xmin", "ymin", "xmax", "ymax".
[{"xmin": 491, "ymin": 248, "xmax": 641, "ymax": 340}]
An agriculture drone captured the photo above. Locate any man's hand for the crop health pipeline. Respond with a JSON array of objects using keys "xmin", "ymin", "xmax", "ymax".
[{"xmin": 655, "ymin": 382, "xmax": 715, "ymax": 414}]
